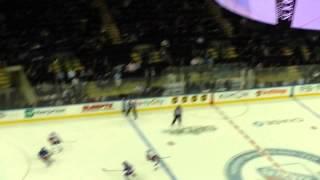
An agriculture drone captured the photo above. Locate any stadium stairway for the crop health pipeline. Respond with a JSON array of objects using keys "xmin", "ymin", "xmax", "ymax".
[
  {"xmin": 93, "ymin": 0, "xmax": 122, "ymax": 44},
  {"xmin": 0, "ymin": 68, "xmax": 11, "ymax": 89}
]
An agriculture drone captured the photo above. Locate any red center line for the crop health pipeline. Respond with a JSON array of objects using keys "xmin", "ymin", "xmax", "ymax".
[{"xmin": 213, "ymin": 106, "xmax": 288, "ymax": 175}]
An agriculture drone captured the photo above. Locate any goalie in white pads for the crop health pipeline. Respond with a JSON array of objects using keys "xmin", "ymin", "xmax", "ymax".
[
  {"xmin": 146, "ymin": 149, "xmax": 160, "ymax": 170},
  {"xmin": 48, "ymin": 132, "xmax": 63, "ymax": 153}
]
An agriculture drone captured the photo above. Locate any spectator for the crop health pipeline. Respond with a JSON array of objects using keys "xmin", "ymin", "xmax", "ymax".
[
  {"xmin": 125, "ymin": 61, "xmax": 141, "ymax": 73},
  {"xmin": 190, "ymin": 56, "xmax": 204, "ymax": 66},
  {"xmin": 67, "ymin": 69, "xmax": 76, "ymax": 82},
  {"xmin": 114, "ymin": 71, "xmax": 122, "ymax": 87}
]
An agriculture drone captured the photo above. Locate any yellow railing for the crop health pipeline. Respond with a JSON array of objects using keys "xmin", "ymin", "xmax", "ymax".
[
  {"xmin": 0, "ymin": 68, "xmax": 10, "ymax": 89},
  {"xmin": 2, "ymin": 63, "xmax": 320, "ymax": 110}
]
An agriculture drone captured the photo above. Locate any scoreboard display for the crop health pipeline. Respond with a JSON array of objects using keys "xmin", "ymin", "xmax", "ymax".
[
  {"xmin": 291, "ymin": 0, "xmax": 320, "ymax": 30},
  {"xmin": 215, "ymin": 0, "xmax": 320, "ymax": 30}
]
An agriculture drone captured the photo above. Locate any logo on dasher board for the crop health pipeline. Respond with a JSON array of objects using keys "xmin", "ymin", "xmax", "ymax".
[
  {"xmin": 136, "ymin": 99, "xmax": 164, "ymax": 107},
  {"xmin": 256, "ymin": 89, "xmax": 287, "ymax": 97},
  {"xmin": 25, "ymin": 108, "xmax": 65, "ymax": 118},
  {"xmin": 226, "ymin": 148, "xmax": 320, "ymax": 180},
  {"xmin": 0, "ymin": 112, "xmax": 5, "ymax": 118},
  {"xmin": 219, "ymin": 92, "xmax": 249, "ymax": 99}
]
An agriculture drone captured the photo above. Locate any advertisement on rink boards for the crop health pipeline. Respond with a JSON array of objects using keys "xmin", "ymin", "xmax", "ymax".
[
  {"xmin": 134, "ymin": 98, "xmax": 167, "ymax": 109},
  {"xmin": 81, "ymin": 101, "xmax": 120, "ymax": 113},
  {"xmin": 0, "ymin": 110, "xmax": 24, "ymax": 121},
  {"xmin": 82, "ymin": 103, "xmax": 113, "ymax": 112},
  {"xmin": 294, "ymin": 84, "xmax": 320, "ymax": 96},
  {"xmin": 24, "ymin": 107, "xmax": 66, "ymax": 118},
  {"xmin": 255, "ymin": 88, "xmax": 289, "ymax": 98},
  {"xmin": 0, "ymin": 111, "xmax": 5, "ymax": 118},
  {"xmin": 171, "ymin": 94, "xmax": 210, "ymax": 105},
  {"xmin": 216, "ymin": 91, "xmax": 250, "ymax": 101},
  {"xmin": 215, "ymin": 87, "xmax": 290, "ymax": 102},
  {"xmin": 80, "ymin": 98, "xmax": 168, "ymax": 112}
]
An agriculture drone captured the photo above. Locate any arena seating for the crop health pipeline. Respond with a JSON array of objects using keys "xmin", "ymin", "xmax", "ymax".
[{"xmin": 0, "ymin": 0, "xmax": 320, "ymax": 109}]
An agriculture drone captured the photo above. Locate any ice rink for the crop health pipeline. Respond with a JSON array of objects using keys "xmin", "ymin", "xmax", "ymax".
[{"xmin": 1, "ymin": 97, "xmax": 320, "ymax": 180}]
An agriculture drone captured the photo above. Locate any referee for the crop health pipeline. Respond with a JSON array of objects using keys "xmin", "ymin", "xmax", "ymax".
[
  {"xmin": 171, "ymin": 105, "xmax": 182, "ymax": 126},
  {"xmin": 126, "ymin": 99, "xmax": 138, "ymax": 120}
]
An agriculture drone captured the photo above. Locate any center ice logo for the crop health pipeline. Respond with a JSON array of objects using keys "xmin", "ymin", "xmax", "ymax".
[
  {"xmin": 225, "ymin": 148, "xmax": 320, "ymax": 180},
  {"xmin": 257, "ymin": 166, "xmax": 316, "ymax": 180}
]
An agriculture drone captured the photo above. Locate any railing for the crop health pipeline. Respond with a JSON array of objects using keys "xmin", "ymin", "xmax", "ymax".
[{"xmin": 1, "ymin": 63, "xmax": 320, "ymax": 110}]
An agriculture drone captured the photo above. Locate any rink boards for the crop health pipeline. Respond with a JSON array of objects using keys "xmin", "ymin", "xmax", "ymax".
[{"xmin": 1, "ymin": 84, "xmax": 320, "ymax": 125}]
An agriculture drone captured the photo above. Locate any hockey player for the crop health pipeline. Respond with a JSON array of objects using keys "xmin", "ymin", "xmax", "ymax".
[
  {"xmin": 146, "ymin": 149, "xmax": 160, "ymax": 170},
  {"xmin": 38, "ymin": 147, "xmax": 53, "ymax": 166},
  {"xmin": 171, "ymin": 105, "xmax": 182, "ymax": 126},
  {"xmin": 122, "ymin": 97, "xmax": 128, "ymax": 115},
  {"xmin": 48, "ymin": 132, "xmax": 63, "ymax": 153},
  {"xmin": 122, "ymin": 161, "xmax": 136, "ymax": 179},
  {"xmin": 126, "ymin": 99, "xmax": 138, "ymax": 120}
]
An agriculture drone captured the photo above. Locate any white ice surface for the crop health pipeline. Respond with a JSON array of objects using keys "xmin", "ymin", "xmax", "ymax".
[{"xmin": 1, "ymin": 97, "xmax": 320, "ymax": 180}]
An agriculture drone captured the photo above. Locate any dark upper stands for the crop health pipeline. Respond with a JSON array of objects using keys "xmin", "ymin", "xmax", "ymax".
[
  {"xmin": 108, "ymin": 0, "xmax": 223, "ymax": 42},
  {"xmin": 0, "ymin": 0, "xmax": 318, "ymax": 85},
  {"xmin": 0, "ymin": 0, "xmax": 102, "ymax": 84},
  {"xmin": 0, "ymin": 0, "xmax": 319, "ymax": 108}
]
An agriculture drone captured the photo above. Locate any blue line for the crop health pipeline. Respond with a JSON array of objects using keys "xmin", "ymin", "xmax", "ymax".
[
  {"xmin": 126, "ymin": 117, "xmax": 178, "ymax": 180},
  {"xmin": 293, "ymin": 98, "xmax": 320, "ymax": 119}
]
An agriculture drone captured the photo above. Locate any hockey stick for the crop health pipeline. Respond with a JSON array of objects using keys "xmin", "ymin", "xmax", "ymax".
[
  {"xmin": 102, "ymin": 168, "xmax": 122, "ymax": 172},
  {"xmin": 160, "ymin": 156, "xmax": 171, "ymax": 159},
  {"xmin": 63, "ymin": 140, "xmax": 77, "ymax": 143}
]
